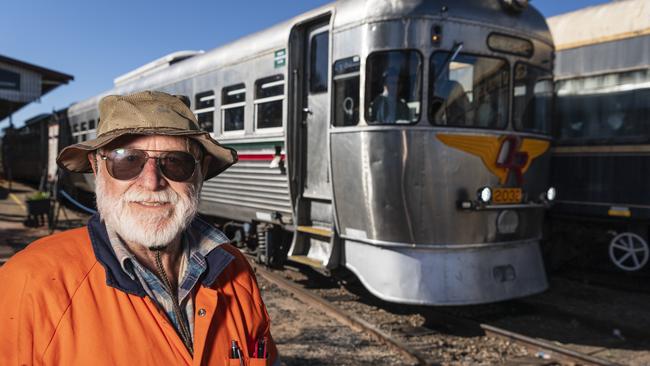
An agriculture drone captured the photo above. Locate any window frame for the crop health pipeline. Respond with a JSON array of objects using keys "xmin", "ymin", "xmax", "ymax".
[
  {"xmin": 254, "ymin": 75, "xmax": 285, "ymax": 132},
  {"xmin": 511, "ymin": 62, "xmax": 553, "ymax": 135},
  {"xmin": 364, "ymin": 48, "xmax": 424, "ymax": 125},
  {"xmin": 554, "ymin": 70, "xmax": 650, "ymax": 146},
  {"xmin": 194, "ymin": 90, "xmax": 216, "ymax": 133},
  {"xmin": 220, "ymin": 83, "xmax": 246, "ymax": 136},
  {"xmin": 428, "ymin": 50, "xmax": 510, "ymax": 130},
  {"xmin": 308, "ymin": 28, "xmax": 330, "ymax": 95},
  {"xmin": 0, "ymin": 68, "xmax": 20, "ymax": 90},
  {"xmin": 331, "ymin": 56, "xmax": 361, "ymax": 127}
]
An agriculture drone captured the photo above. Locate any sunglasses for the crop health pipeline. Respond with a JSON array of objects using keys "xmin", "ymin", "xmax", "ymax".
[{"xmin": 99, "ymin": 148, "xmax": 200, "ymax": 182}]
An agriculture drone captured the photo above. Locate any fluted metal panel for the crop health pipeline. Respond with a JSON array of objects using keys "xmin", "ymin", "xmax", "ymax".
[{"xmin": 201, "ymin": 158, "xmax": 292, "ymax": 216}]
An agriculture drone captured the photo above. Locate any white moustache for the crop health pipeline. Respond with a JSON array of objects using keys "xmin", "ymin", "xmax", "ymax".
[{"xmin": 123, "ymin": 189, "xmax": 179, "ymax": 205}]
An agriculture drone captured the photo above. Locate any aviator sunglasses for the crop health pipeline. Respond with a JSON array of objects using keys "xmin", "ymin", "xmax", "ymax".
[{"xmin": 99, "ymin": 148, "xmax": 200, "ymax": 182}]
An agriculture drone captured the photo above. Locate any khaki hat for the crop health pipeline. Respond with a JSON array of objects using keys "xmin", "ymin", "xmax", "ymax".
[{"xmin": 57, "ymin": 91, "xmax": 238, "ymax": 180}]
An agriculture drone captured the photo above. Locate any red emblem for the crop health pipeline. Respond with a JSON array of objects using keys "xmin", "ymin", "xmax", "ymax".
[{"xmin": 495, "ymin": 136, "xmax": 529, "ymax": 185}]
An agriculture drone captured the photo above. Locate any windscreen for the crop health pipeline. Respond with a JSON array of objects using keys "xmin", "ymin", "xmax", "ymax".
[
  {"xmin": 429, "ymin": 52, "xmax": 509, "ymax": 129},
  {"xmin": 513, "ymin": 63, "xmax": 552, "ymax": 135}
]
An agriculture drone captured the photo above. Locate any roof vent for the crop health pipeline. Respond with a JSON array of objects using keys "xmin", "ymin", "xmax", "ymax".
[{"xmin": 500, "ymin": 0, "xmax": 528, "ymax": 13}]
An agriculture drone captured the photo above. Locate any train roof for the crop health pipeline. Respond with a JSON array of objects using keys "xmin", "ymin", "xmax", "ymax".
[
  {"xmin": 69, "ymin": 0, "xmax": 550, "ymax": 115},
  {"xmin": 548, "ymin": 0, "xmax": 650, "ymax": 51},
  {"xmin": 334, "ymin": 0, "xmax": 550, "ymax": 40}
]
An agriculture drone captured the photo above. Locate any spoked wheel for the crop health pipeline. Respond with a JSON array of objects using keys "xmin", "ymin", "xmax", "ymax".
[{"xmin": 608, "ymin": 232, "xmax": 649, "ymax": 271}]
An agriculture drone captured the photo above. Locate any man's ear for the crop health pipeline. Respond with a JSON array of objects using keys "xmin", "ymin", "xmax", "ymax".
[{"xmin": 88, "ymin": 152, "xmax": 98, "ymax": 176}]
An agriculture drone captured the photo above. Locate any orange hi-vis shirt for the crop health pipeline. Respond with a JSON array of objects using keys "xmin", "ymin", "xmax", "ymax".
[{"xmin": 0, "ymin": 215, "xmax": 278, "ymax": 366}]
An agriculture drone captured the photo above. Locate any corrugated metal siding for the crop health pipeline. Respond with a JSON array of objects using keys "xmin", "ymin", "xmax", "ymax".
[
  {"xmin": 555, "ymin": 34, "xmax": 650, "ymax": 78},
  {"xmin": 201, "ymin": 159, "xmax": 292, "ymax": 215}
]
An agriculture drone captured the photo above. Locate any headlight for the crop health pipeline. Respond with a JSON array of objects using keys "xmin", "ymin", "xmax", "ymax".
[
  {"xmin": 546, "ymin": 187, "xmax": 557, "ymax": 202},
  {"xmin": 497, "ymin": 210, "xmax": 519, "ymax": 234},
  {"xmin": 478, "ymin": 187, "xmax": 492, "ymax": 203}
]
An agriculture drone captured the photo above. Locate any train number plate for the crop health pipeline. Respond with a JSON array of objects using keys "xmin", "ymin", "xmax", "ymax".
[{"xmin": 493, "ymin": 188, "xmax": 522, "ymax": 204}]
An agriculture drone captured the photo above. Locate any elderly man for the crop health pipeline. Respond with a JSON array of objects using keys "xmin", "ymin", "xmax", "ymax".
[{"xmin": 0, "ymin": 91, "xmax": 279, "ymax": 365}]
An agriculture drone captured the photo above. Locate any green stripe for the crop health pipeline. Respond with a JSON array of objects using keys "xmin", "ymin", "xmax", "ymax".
[{"xmin": 223, "ymin": 141, "xmax": 285, "ymax": 150}]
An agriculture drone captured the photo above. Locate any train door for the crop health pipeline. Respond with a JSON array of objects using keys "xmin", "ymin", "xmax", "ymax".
[
  {"xmin": 303, "ymin": 24, "xmax": 331, "ymax": 200},
  {"xmin": 287, "ymin": 15, "xmax": 339, "ymax": 269}
]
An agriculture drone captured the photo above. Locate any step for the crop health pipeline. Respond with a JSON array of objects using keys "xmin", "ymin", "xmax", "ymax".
[
  {"xmin": 296, "ymin": 225, "xmax": 332, "ymax": 238},
  {"xmin": 288, "ymin": 255, "xmax": 324, "ymax": 269}
]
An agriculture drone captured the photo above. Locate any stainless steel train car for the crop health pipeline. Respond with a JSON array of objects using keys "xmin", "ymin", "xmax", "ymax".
[
  {"xmin": 60, "ymin": 0, "xmax": 556, "ymax": 305},
  {"xmin": 548, "ymin": 0, "xmax": 650, "ymax": 272}
]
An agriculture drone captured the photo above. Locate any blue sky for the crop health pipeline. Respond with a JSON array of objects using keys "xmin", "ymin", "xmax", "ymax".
[{"xmin": 1, "ymin": 0, "xmax": 609, "ymax": 129}]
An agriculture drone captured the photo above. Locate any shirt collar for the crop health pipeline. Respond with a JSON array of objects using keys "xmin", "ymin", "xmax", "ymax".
[{"xmin": 88, "ymin": 213, "xmax": 234, "ymax": 296}]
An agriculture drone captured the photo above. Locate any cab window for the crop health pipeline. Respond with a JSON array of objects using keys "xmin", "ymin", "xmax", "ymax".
[
  {"xmin": 429, "ymin": 52, "xmax": 509, "ymax": 129},
  {"xmin": 513, "ymin": 63, "xmax": 552, "ymax": 134},
  {"xmin": 365, "ymin": 50, "xmax": 422, "ymax": 125}
]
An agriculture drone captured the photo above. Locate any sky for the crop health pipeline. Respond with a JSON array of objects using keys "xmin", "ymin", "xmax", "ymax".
[{"xmin": 1, "ymin": 0, "xmax": 610, "ymax": 129}]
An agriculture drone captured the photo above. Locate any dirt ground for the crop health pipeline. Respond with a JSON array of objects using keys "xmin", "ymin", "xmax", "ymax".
[{"xmin": 258, "ymin": 276, "xmax": 410, "ymax": 366}]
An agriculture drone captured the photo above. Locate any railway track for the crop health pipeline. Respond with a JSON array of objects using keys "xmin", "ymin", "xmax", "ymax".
[{"xmin": 250, "ymin": 260, "xmax": 616, "ymax": 366}]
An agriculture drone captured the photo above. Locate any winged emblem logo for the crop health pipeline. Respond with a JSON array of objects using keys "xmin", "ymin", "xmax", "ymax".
[{"xmin": 437, "ymin": 133, "xmax": 549, "ymax": 185}]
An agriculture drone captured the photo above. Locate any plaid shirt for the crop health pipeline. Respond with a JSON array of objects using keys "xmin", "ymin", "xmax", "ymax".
[{"xmin": 106, "ymin": 218, "xmax": 230, "ymax": 346}]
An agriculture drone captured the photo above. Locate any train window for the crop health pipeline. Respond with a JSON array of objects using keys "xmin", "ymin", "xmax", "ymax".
[
  {"xmin": 194, "ymin": 90, "xmax": 215, "ymax": 132},
  {"xmin": 513, "ymin": 63, "xmax": 552, "ymax": 134},
  {"xmin": 429, "ymin": 52, "xmax": 508, "ymax": 129},
  {"xmin": 221, "ymin": 84, "xmax": 246, "ymax": 133},
  {"xmin": 255, "ymin": 75, "xmax": 284, "ymax": 130},
  {"xmin": 89, "ymin": 120, "xmax": 96, "ymax": 130},
  {"xmin": 332, "ymin": 56, "xmax": 360, "ymax": 126},
  {"xmin": 556, "ymin": 69, "xmax": 650, "ymax": 145},
  {"xmin": 80, "ymin": 121, "xmax": 87, "ymax": 131},
  {"xmin": 365, "ymin": 50, "xmax": 422, "ymax": 124},
  {"xmin": 309, "ymin": 31, "xmax": 329, "ymax": 94}
]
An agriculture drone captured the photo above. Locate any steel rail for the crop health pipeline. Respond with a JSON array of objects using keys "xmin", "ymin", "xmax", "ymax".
[
  {"xmin": 250, "ymin": 262, "xmax": 431, "ymax": 365},
  {"xmin": 480, "ymin": 324, "xmax": 617, "ymax": 366},
  {"xmin": 251, "ymin": 259, "xmax": 617, "ymax": 366}
]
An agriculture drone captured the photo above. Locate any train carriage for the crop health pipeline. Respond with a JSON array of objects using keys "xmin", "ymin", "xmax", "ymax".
[
  {"xmin": 61, "ymin": 0, "xmax": 556, "ymax": 305},
  {"xmin": 548, "ymin": 0, "xmax": 650, "ymax": 272}
]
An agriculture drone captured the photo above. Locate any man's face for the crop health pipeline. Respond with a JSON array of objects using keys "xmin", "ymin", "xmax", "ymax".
[
  {"xmin": 91, "ymin": 135, "xmax": 203, "ymax": 248},
  {"xmin": 385, "ymin": 75, "xmax": 399, "ymax": 95}
]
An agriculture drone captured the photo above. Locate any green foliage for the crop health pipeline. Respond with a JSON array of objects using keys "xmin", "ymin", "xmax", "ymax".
[{"xmin": 26, "ymin": 191, "xmax": 49, "ymax": 201}]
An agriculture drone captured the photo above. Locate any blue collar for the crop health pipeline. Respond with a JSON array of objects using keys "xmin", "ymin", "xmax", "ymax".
[{"xmin": 87, "ymin": 214, "xmax": 234, "ymax": 297}]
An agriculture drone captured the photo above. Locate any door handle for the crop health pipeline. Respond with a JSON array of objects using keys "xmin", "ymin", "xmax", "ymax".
[{"xmin": 302, "ymin": 107, "xmax": 313, "ymax": 115}]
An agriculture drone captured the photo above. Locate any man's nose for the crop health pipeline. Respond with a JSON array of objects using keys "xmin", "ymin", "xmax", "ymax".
[{"xmin": 138, "ymin": 158, "xmax": 167, "ymax": 190}]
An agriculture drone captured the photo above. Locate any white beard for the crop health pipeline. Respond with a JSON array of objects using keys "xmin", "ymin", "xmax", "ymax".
[{"xmin": 95, "ymin": 170, "xmax": 200, "ymax": 249}]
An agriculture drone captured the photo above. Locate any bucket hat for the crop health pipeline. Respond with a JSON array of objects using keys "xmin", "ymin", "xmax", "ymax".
[{"xmin": 57, "ymin": 91, "xmax": 238, "ymax": 180}]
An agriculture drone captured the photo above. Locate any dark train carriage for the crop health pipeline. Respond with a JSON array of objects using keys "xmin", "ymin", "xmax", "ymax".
[
  {"xmin": 548, "ymin": 0, "xmax": 650, "ymax": 272},
  {"xmin": 2, "ymin": 113, "xmax": 51, "ymax": 184},
  {"xmin": 2, "ymin": 108, "xmax": 72, "ymax": 187}
]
